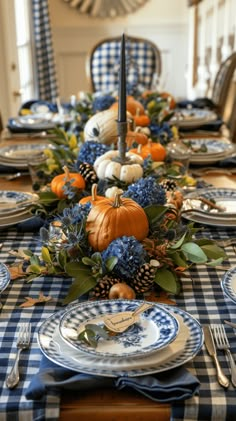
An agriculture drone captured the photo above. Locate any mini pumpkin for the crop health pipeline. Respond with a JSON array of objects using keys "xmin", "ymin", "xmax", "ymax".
[
  {"xmin": 126, "ymin": 130, "xmax": 148, "ymax": 148},
  {"xmin": 79, "ymin": 183, "xmax": 104, "ymax": 205},
  {"xmin": 105, "ymin": 186, "xmax": 124, "ymax": 198},
  {"xmin": 50, "ymin": 166, "xmax": 85, "ymax": 199},
  {"xmin": 110, "ymin": 96, "xmax": 145, "ymax": 116},
  {"xmin": 94, "ymin": 150, "xmax": 144, "ymax": 184},
  {"xmin": 86, "ymin": 193, "xmax": 149, "ymax": 251},
  {"xmin": 130, "ymin": 141, "xmax": 166, "ymax": 162}
]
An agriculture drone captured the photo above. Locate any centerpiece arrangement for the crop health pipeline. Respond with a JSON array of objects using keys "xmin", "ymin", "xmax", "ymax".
[{"xmin": 12, "ymin": 35, "xmax": 226, "ymax": 305}]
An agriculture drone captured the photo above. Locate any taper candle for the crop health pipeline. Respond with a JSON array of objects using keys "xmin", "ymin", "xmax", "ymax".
[{"xmin": 118, "ymin": 34, "xmax": 127, "ymax": 123}]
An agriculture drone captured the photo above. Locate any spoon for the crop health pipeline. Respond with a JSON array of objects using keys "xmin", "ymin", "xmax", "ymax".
[{"xmin": 103, "ymin": 302, "xmax": 154, "ymax": 333}]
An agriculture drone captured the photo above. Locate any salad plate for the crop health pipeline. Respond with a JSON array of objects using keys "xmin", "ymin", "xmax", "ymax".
[
  {"xmin": 221, "ymin": 266, "xmax": 236, "ymax": 305},
  {"xmin": 0, "ymin": 143, "xmax": 51, "ymax": 162},
  {"xmin": 59, "ymin": 300, "xmax": 179, "ymax": 358},
  {"xmin": 38, "ymin": 303, "xmax": 204, "ymax": 377},
  {"xmin": 0, "ymin": 263, "xmax": 10, "ymax": 293}
]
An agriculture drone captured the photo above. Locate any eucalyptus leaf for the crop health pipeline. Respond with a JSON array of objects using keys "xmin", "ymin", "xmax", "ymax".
[
  {"xmin": 144, "ymin": 205, "xmax": 168, "ymax": 225},
  {"xmin": 105, "ymin": 256, "xmax": 118, "ymax": 272},
  {"xmin": 41, "ymin": 246, "xmax": 53, "ymax": 264},
  {"xmin": 169, "ymin": 250, "xmax": 188, "ymax": 268},
  {"xmin": 206, "ymin": 258, "xmax": 224, "ymax": 266},
  {"xmin": 181, "ymin": 242, "xmax": 208, "ymax": 263},
  {"xmin": 82, "ymin": 257, "xmax": 97, "ymax": 266},
  {"xmin": 170, "ymin": 232, "xmax": 187, "ymax": 250},
  {"xmin": 200, "ymin": 244, "xmax": 227, "ymax": 260},
  {"xmin": 85, "ymin": 323, "xmax": 109, "ymax": 339},
  {"xmin": 154, "ymin": 267, "xmax": 180, "ymax": 294},
  {"xmin": 26, "ymin": 264, "xmax": 43, "ymax": 275}
]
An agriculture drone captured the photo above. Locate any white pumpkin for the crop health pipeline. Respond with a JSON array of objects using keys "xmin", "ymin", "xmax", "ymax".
[
  {"xmin": 84, "ymin": 109, "xmax": 118, "ymax": 145},
  {"xmin": 94, "ymin": 150, "xmax": 144, "ymax": 184},
  {"xmin": 105, "ymin": 186, "xmax": 124, "ymax": 198}
]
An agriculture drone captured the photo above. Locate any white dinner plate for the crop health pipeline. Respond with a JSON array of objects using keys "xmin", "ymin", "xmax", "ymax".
[
  {"xmin": 37, "ymin": 302, "xmax": 204, "ymax": 378},
  {"xmin": 0, "ymin": 212, "xmax": 35, "ymax": 229},
  {"xmin": 12, "ymin": 115, "xmax": 55, "ymax": 130},
  {"xmin": 0, "ymin": 263, "xmax": 11, "ymax": 293},
  {"xmin": 59, "ymin": 300, "xmax": 179, "ymax": 358},
  {"xmin": 221, "ymin": 266, "xmax": 236, "ymax": 304},
  {"xmin": 0, "ymin": 143, "xmax": 51, "ymax": 163}
]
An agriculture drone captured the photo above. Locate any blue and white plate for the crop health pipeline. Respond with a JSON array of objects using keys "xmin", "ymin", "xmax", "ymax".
[
  {"xmin": 170, "ymin": 108, "xmax": 217, "ymax": 128},
  {"xmin": 0, "ymin": 263, "xmax": 10, "ymax": 293},
  {"xmin": 182, "ymin": 188, "xmax": 236, "ymax": 226},
  {"xmin": 59, "ymin": 300, "xmax": 179, "ymax": 358},
  {"xmin": 222, "ymin": 266, "xmax": 236, "ymax": 305},
  {"xmin": 0, "ymin": 191, "xmax": 38, "ymax": 215},
  {"xmin": 37, "ymin": 302, "xmax": 203, "ymax": 377},
  {"xmin": 12, "ymin": 115, "xmax": 55, "ymax": 131}
]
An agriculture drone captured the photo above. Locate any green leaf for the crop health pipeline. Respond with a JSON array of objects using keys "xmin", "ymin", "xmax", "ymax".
[
  {"xmin": 85, "ymin": 323, "xmax": 109, "ymax": 339},
  {"xmin": 65, "ymin": 261, "xmax": 89, "ymax": 277},
  {"xmin": 170, "ymin": 232, "xmax": 187, "ymax": 250},
  {"xmin": 30, "ymin": 255, "xmax": 41, "ymax": 266},
  {"xmin": 82, "ymin": 257, "xmax": 97, "ymax": 266},
  {"xmin": 105, "ymin": 256, "xmax": 118, "ymax": 272},
  {"xmin": 63, "ymin": 265, "xmax": 97, "ymax": 304},
  {"xmin": 57, "ymin": 250, "xmax": 68, "ymax": 269},
  {"xmin": 206, "ymin": 258, "xmax": 224, "ymax": 266},
  {"xmin": 154, "ymin": 267, "xmax": 181, "ymax": 294},
  {"xmin": 26, "ymin": 264, "xmax": 43, "ymax": 275},
  {"xmin": 78, "ymin": 329, "xmax": 97, "ymax": 348},
  {"xmin": 144, "ymin": 205, "xmax": 168, "ymax": 225},
  {"xmin": 91, "ymin": 252, "xmax": 103, "ymax": 264},
  {"xmin": 181, "ymin": 242, "xmax": 208, "ymax": 263},
  {"xmin": 200, "ymin": 244, "xmax": 227, "ymax": 260},
  {"xmin": 41, "ymin": 246, "xmax": 53, "ymax": 264},
  {"xmin": 169, "ymin": 251, "xmax": 188, "ymax": 268}
]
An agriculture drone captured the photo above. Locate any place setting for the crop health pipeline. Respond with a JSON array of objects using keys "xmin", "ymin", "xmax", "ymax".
[
  {"xmin": 0, "ymin": 190, "xmax": 39, "ymax": 228},
  {"xmin": 183, "ymin": 137, "xmax": 236, "ymax": 165},
  {"xmin": 181, "ymin": 187, "xmax": 236, "ymax": 227},
  {"xmin": 0, "ymin": 143, "xmax": 52, "ymax": 169},
  {"xmin": 37, "ymin": 299, "xmax": 204, "ymax": 378},
  {"xmin": 169, "ymin": 108, "xmax": 218, "ymax": 129}
]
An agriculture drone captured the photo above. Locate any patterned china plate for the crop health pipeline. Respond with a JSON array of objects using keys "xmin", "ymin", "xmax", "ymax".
[
  {"xmin": 0, "ymin": 263, "xmax": 11, "ymax": 293},
  {"xmin": 182, "ymin": 188, "xmax": 236, "ymax": 226},
  {"xmin": 59, "ymin": 300, "xmax": 179, "ymax": 358},
  {"xmin": 221, "ymin": 266, "xmax": 236, "ymax": 304},
  {"xmin": 186, "ymin": 138, "xmax": 234, "ymax": 157},
  {"xmin": 170, "ymin": 108, "xmax": 217, "ymax": 128},
  {"xmin": 0, "ymin": 191, "xmax": 38, "ymax": 215},
  {"xmin": 37, "ymin": 302, "xmax": 204, "ymax": 377}
]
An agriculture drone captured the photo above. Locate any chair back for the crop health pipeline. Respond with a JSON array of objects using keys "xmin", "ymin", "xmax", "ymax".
[
  {"xmin": 86, "ymin": 35, "xmax": 161, "ymax": 94},
  {"xmin": 211, "ymin": 52, "xmax": 236, "ymax": 116}
]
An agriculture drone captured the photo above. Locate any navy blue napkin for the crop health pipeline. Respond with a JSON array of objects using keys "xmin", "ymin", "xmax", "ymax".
[
  {"xmin": 16, "ymin": 216, "xmax": 45, "ymax": 232},
  {"xmin": 25, "ymin": 355, "xmax": 200, "ymax": 403}
]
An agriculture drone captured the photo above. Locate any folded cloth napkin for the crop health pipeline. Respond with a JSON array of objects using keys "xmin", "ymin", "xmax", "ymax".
[
  {"xmin": 177, "ymin": 97, "xmax": 217, "ymax": 110},
  {"xmin": 179, "ymin": 118, "xmax": 223, "ymax": 133},
  {"xmin": 17, "ymin": 216, "xmax": 45, "ymax": 232},
  {"xmin": 25, "ymin": 355, "xmax": 200, "ymax": 403}
]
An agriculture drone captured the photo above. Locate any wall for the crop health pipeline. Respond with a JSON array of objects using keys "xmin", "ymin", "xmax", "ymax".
[{"xmin": 49, "ymin": 0, "xmax": 189, "ymax": 100}]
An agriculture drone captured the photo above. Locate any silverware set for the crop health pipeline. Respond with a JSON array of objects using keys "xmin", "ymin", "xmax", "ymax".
[{"xmin": 204, "ymin": 324, "xmax": 236, "ymax": 388}]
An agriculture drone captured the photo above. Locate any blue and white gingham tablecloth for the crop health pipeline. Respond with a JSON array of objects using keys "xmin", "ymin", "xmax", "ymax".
[{"xmin": 0, "ymin": 225, "xmax": 236, "ymax": 421}]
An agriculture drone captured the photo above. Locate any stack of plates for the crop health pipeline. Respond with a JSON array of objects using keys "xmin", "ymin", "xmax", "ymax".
[
  {"xmin": 182, "ymin": 188, "xmax": 236, "ymax": 227},
  {"xmin": 0, "ymin": 190, "xmax": 39, "ymax": 228},
  {"xmin": 170, "ymin": 108, "xmax": 217, "ymax": 129},
  {"xmin": 38, "ymin": 299, "xmax": 203, "ymax": 377},
  {"xmin": 0, "ymin": 143, "xmax": 51, "ymax": 169},
  {"xmin": 185, "ymin": 137, "xmax": 235, "ymax": 165},
  {"xmin": 8, "ymin": 115, "xmax": 56, "ymax": 132}
]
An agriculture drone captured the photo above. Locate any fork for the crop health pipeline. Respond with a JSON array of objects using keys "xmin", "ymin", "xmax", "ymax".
[
  {"xmin": 6, "ymin": 323, "xmax": 31, "ymax": 389},
  {"xmin": 211, "ymin": 324, "xmax": 236, "ymax": 387}
]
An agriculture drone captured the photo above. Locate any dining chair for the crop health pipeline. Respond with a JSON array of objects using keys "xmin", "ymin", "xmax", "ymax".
[
  {"xmin": 86, "ymin": 35, "xmax": 162, "ymax": 94},
  {"xmin": 211, "ymin": 51, "xmax": 236, "ymax": 117}
]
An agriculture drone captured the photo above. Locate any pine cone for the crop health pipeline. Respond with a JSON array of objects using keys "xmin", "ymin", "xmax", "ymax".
[
  {"xmin": 92, "ymin": 275, "xmax": 121, "ymax": 298},
  {"xmin": 161, "ymin": 180, "xmax": 177, "ymax": 191},
  {"xmin": 130, "ymin": 263, "xmax": 157, "ymax": 293},
  {"xmin": 78, "ymin": 163, "xmax": 98, "ymax": 184}
]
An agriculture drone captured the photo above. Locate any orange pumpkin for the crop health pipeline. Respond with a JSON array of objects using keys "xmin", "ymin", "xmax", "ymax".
[
  {"xmin": 160, "ymin": 91, "xmax": 176, "ymax": 109},
  {"xmin": 133, "ymin": 113, "xmax": 151, "ymax": 127},
  {"xmin": 51, "ymin": 166, "xmax": 85, "ymax": 199},
  {"xmin": 130, "ymin": 141, "xmax": 167, "ymax": 162},
  {"xmin": 79, "ymin": 184, "xmax": 104, "ymax": 206},
  {"xmin": 126, "ymin": 130, "xmax": 148, "ymax": 148},
  {"xmin": 110, "ymin": 96, "xmax": 145, "ymax": 116},
  {"xmin": 86, "ymin": 193, "xmax": 149, "ymax": 251}
]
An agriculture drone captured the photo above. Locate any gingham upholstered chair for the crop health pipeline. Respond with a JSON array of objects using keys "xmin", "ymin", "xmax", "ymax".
[{"xmin": 86, "ymin": 35, "xmax": 161, "ymax": 94}]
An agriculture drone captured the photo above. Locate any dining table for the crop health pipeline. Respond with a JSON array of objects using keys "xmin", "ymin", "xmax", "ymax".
[{"xmin": 0, "ymin": 133, "xmax": 236, "ymax": 421}]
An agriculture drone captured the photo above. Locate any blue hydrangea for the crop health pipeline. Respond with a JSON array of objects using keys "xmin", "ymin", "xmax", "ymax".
[
  {"xmin": 123, "ymin": 176, "xmax": 166, "ymax": 207},
  {"xmin": 92, "ymin": 95, "xmax": 116, "ymax": 112},
  {"xmin": 77, "ymin": 141, "xmax": 110, "ymax": 165},
  {"xmin": 149, "ymin": 122, "xmax": 174, "ymax": 145},
  {"xmin": 102, "ymin": 236, "xmax": 147, "ymax": 280}
]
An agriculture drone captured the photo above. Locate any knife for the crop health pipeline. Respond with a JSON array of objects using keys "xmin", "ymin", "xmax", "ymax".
[{"xmin": 203, "ymin": 325, "xmax": 229, "ymax": 388}]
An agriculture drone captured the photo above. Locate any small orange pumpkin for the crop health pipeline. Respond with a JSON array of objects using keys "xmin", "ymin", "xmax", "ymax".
[
  {"xmin": 79, "ymin": 183, "xmax": 104, "ymax": 206},
  {"xmin": 130, "ymin": 141, "xmax": 166, "ymax": 162},
  {"xmin": 51, "ymin": 166, "xmax": 85, "ymax": 199},
  {"xmin": 133, "ymin": 113, "xmax": 151, "ymax": 127},
  {"xmin": 86, "ymin": 193, "xmax": 149, "ymax": 251},
  {"xmin": 110, "ymin": 96, "xmax": 145, "ymax": 116},
  {"xmin": 126, "ymin": 130, "xmax": 148, "ymax": 148}
]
